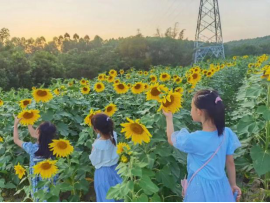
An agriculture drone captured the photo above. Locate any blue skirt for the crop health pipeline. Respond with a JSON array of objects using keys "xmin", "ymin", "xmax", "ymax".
[
  {"xmin": 94, "ymin": 164, "xmax": 123, "ymax": 202},
  {"xmin": 185, "ymin": 174, "xmax": 235, "ymax": 202}
]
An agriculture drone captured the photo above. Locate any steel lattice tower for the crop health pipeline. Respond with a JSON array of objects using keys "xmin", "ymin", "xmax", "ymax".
[{"xmin": 194, "ymin": 0, "xmax": 225, "ymax": 63}]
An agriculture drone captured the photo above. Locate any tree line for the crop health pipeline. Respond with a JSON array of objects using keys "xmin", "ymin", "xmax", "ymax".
[{"xmin": 0, "ymin": 27, "xmax": 269, "ymax": 90}]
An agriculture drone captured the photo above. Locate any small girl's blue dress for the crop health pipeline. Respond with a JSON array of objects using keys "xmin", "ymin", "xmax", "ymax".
[
  {"xmin": 22, "ymin": 142, "xmax": 58, "ymax": 201},
  {"xmin": 89, "ymin": 132, "xmax": 122, "ymax": 202},
  {"xmin": 171, "ymin": 127, "xmax": 241, "ymax": 202}
]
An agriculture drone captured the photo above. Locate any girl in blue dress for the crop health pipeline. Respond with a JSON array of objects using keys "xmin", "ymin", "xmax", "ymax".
[
  {"xmin": 89, "ymin": 113, "xmax": 122, "ymax": 202},
  {"xmin": 13, "ymin": 116, "xmax": 58, "ymax": 201},
  {"xmin": 163, "ymin": 90, "xmax": 242, "ymax": 202}
]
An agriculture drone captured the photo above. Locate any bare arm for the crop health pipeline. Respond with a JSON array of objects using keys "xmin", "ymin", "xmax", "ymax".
[
  {"xmin": 28, "ymin": 125, "xmax": 37, "ymax": 138},
  {"xmin": 13, "ymin": 116, "xmax": 23, "ymax": 148},
  {"xmin": 162, "ymin": 110, "xmax": 174, "ymax": 146},
  {"xmin": 226, "ymin": 155, "xmax": 242, "ymax": 201}
]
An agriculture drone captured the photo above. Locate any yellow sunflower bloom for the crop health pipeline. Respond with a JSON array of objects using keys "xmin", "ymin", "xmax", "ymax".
[
  {"xmin": 84, "ymin": 109, "xmax": 100, "ymax": 126},
  {"xmin": 173, "ymin": 76, "xmax": 182, "ymax": 84},
  {"xmin": 116, "ymin": 142, "xmax": 131, "ymax": 155},
  {"xmin": 131, "ymin": 82, "xmax": 145, "ymax": 94},
  {"xmin": 49, "ymin": 139, "xmax": 74, "ymax": 158},
  {"xmin": 144, "ymin": 71, "xmax": 148, "ymax": 76},
  {"xmin": 0, "ymin": 136, "xmax": 3, "ymax": 142},
  {"xmin": 33, "ymin": 89, "xmax": 53, "ymax": 103},
  {"xmin": 126, "ymin": 74, "xmax": 131, "ymax": 79},
  {"xmin": 120, "ymin": 70, "xmax": 124, "ymax": 75},
  {"xmin": 114, "ymin": 83, "xmax": 129, "ymax": 94},
  {"xmin": 94, "ymin": 82, "xmax": 105, "ymax": 93},
  {"xmin": 114, "ymin": 79, "xmax": 120, "ymax": 84},
  {"xmin": 189, "ymin": 72, "xmax": 202, "ymax": 84},
  {"xmin": 138, "ymin": 71, "xmax": 143, "ymax": 75},
  {"xmin": 175, "ymin": 87, "xmax": 184, "ymax": 94},
  {"xmin": 107, "ymin": 75, "xmax": 115, "ymax": 83},
  {"xmin": 206, "ymin": 71, "xmax": 214, "ymax": 78},
  {"xmin": 104, "ymin": 104, "xmax": 117, "ymax": 117},
  {"xmin": 14, "ymin": 163, "xmax": 26, "ymax": 179},
  {"xmin": 98, "ymin": 74, "xmax": 106, "ymax": 81},
  {"xmin": 120, "ymin": 154, "xmax": 129, "ymax": 163},
  {"xmin": 150, "ymin": 75, "xmax": 157, "ymax": 83},
  {"xmin": 158, "ymin": 91, "xmax": 182, "ymax": 113},
  {"xmin": 33, "ymin": 159, "xmax": 58, "ymax": 179},
  {"xmin": 109, "ymin": 70, "xmax": 118, "ymax": 77},
  {"xmin": 81, "ymin": 86, "xmax": 90, "ymax": 94},
  {"xmin": 53, "ymin": 88, "xmax": 60, "ymax": 96},
  {"xmin": 32, "ymin": 87, "xmax": 36, "ymax": 90},
  {"xmin": 80, "ymin": 79, "xmax": 89, "ymax": 86},
  {"xmin": 0, "ymin": 99, "xmax": 4, "ymax": 106},
  {"xmin": 146, "ymin": 84, "xmax": 168, "ymax": 101},
  {"xmin": 160, "ymin": 73, "xmax": 171, "ymax": 82},
  {"xmin": 17, "ymin": 109, "xmax": 40, "ymax": 125},
  {"xmin": 121, "ymin": 118, "xmax": 152, "ymax": 145},
  {"xmin": 19, "ymin": 99, "xmax": 32, "ymax": 109}
]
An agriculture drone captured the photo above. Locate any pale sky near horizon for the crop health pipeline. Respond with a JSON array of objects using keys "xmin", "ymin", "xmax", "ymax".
[{"xmin": 1, "ymin": 0, "xmax": 270, "ymax": 42}]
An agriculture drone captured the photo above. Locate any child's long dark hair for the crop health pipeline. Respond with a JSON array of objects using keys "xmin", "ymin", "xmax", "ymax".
[
  {"xmin": 193, "ymin": 90, "xmax": 225, "ymax": 136},
  {"xmin": 91, "ymin": 113, "xmax": 116, "ymax": 146},
  {"xmin": 34, "ymin": 122, "xmax": 56, "ymax": 158}
]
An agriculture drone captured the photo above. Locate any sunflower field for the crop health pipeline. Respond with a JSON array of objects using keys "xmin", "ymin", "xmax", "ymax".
[{"xmin": 0, "ymin": 54, "xmax": 269, "ymax": 202}]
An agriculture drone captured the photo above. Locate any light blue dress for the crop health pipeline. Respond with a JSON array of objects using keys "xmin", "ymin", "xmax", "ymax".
[
  {"xmin": 22, "ymin": 142, "xmax": 58, "ymax": 201},
  {"xmin": 89, "ymin": 132, "xmax": 122, "ymax": 202},
  {"xmin": 171, "ymin": 127, "xmax": 241, "ymax": 202}
]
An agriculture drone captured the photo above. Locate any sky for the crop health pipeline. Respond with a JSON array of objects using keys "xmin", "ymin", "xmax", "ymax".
[{"xmin": 1, "ymin": 0, "xmax": 270, "ymax": 42}]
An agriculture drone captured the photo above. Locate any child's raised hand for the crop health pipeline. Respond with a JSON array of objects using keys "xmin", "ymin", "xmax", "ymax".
[
  {"xmin": 13, "ymin": 114, "xmax": 22, "ymax": 126},
  {"xmin": 162, "ymin": 109, "xmax": 173, "ymax": 119}
]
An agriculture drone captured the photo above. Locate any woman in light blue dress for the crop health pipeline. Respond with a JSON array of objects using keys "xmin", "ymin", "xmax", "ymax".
[
  {"xmin": 163, "ymin": 90, "xmax": 242, "ymax": 202},
  {"xmin": 89, "ymin": 113, "xmax": 122, "ymax": 202}
]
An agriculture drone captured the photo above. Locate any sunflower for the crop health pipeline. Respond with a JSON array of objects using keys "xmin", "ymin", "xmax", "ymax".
[
  {"xmin": 206, "ymin": 71, "xmax": 214, "ymax": 78},
  {"xmin": 114, "ymin": 79, "xmax": 120, "ymax": 84},
  {"xmin": 98, "ymin": 74, "xmax": 106, "ymax": 81},
  {"xmin": 175, "ymin": 87, "xmax": 184, "ymax": 94},
  {"xmin": 120, "ymin": 154, "xmax": 129, "ymax": 163},
  {"xmin": 19, "ymin": 99, "xmax": 32, "ymax": 109},
  {"xmin": 160, "ymin": 73, "xmax": 171, "ymax": 82},
  {"xmin": 68, "ymin": 81, "xmax": 74, "ymax": 86},
  {"xmin": 233, "ymin": 56, "xmax": 237, "ymax": 60},
  {"xmin": 144, "ymin": 71, "xmax": 148, "ymax": 76},
  {"xmin": 0, "ymin": 136, "xmax": 3, "ymax": 142},
  {"xmin": 33, "ymin": 159, "xmax": 58, "ymax": 179},
  {"xmin": 114, "ymin": 82, "xmax": 129, "ymax": 94},
  {"xmin": 53, "ymin": 88, "xmax": 60, "ymax": 96},
  {"xmin": 84, "ymin": 109, "xmax": 98, "ymax": 126},
  {"xmin": 116, "ymin": 142, "xmax": 131, "ymax": 155},
  {"xmin": 49, "ymin": 139, "xmax": 74, "ymax": 158},
  {"xmin": 121, "ymin": 118, "xmax": 152, "ymax": 145},
  {"xmin": 94, "ymin": 82, "xmax": 105, "ymax": 92},
  {"xmin": 146, "ymin": 84, "xmax": 168, "ymax": 101},
  {"xmin": 32, "ymin": 87, "xmax": 36, "ymax": 90},
  {"xmin": 158, "ymin": 90, "xmax": 182, "ymax": 113},
  {"xmin": 131, "ymin": 82, "xmax": 145, "ymax": 94},
  {"xmin": 104, "ymin": 103, "xmax": 117, "ymax": 117},
  {"xmin": 194, "ymin": 66, "xmax": 201, "ymax": 73},
  {"xmin": 127, "ymin": 83, "xmax": 131, "ymax": 88},
  {"xmin": 0, "ymin": 99, "xmax": 4, "ymax": 106},
  {"xmin": 173, "ymin": 76, "xmax": 182, "ymax": 84},
  {"xmin": 202, "ymin": 70, "xmax": 208, "ymax": 75},
  {"xmin": 14, "ymin": 163, "xmax": 26, "ymax": 179},
  {"xmin": 126, "ymin": 74, "xmax": 131, "ymax": 79},
  {"xmin": 138, "ymin": 71, "xmax": 143, "ymax": 75},
  {"xmin": 144, "ymin": 83, "xmax": 150, "ymax": 91},
  {"xmin": 107, "ymin": 75, "xmax": 115, "ymax": 83},
  {"xmin": 109, "ymin": 69, "xmax": 117, "ymax": 77},
  {"xmin": 120, "ymin": 69, "xmax": 124, "ymax": 75},
  {"xmin": 17, "ymin": 109, "xmax": 40, "ymax": 125},
  {"xmin": 189, "ymin": 72, "xmax": 202, "ymax": 84},
  {"xmin": 150, "ymin": 75, "xmax": 157, "ymax": 83},
  {"xmin": 33, "ymin": 89, "xmax": 53, "ymax": 103},
  {"xmin": 80, "ymin": 79, "xmax": 88, "ymax": 86},
  {"xmin": 81, "ymin": 86, "xmax": 90, "ymax": 94}
]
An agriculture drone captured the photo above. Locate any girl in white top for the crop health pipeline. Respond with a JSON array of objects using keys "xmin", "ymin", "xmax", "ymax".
[{"xmin": 89, "ymin": 113, "xmax": 122, "ymax": 202}]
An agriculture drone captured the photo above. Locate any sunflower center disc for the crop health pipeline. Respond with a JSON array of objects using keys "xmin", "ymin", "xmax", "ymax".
[
  {"xmin": 23, "ymin": 112, "xmax": 34, "ymax": 119},
  {"xmin": 23, "ymin": 101, "xmax": 30, "ymax": 105},
  {"xmin": 107, "ymin": 106, "xmax": 113, "ymax": 112},
  {"xmin": 57, "ymin": 141, "xmax": 67, "ymax": 149},
  {"xmin": 41, "ymin": 162, "xmax": 52, "ymax": 170},
  {"xmin": 151, "ymin": 87, "xmax": 161, "ymax": 96},
  {"xmin": 37, "ymin": 90, "xmax": 48, "ymax": 97},
  {"xmin": 163, "ymin": 95, "xmax": 175, "ymax": 107},
  {"xmin": 135, "ymin": 84, "xmax": 141, "ymax": 89},
  {"xmin": 130, "ymin": 123, "xmax": 144, "ymax": 134},
  {"xmin": 118, "ymin": 84, "xmax": 124, "ymax": 89}
]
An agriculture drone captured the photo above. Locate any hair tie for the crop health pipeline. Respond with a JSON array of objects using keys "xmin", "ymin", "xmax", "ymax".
[
  {"xmin": 215, "ymin": 96, "xmax": 222, "ymax": 104},
  {"xmin": 106, "ymin": 117, "xmax": 110, "ymax": 121}
]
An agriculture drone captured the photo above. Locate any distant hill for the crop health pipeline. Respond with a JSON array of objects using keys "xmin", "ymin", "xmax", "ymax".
[{"xmin": 224, "ymin": 35, "xmax": 270, "ymax": 56}]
